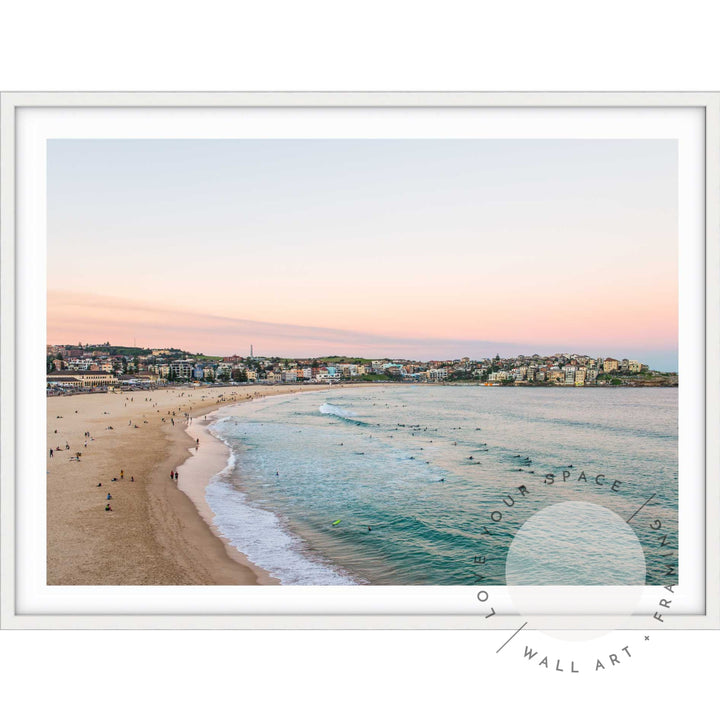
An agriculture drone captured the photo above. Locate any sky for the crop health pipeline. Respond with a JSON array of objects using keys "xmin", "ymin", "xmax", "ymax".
[{"xmin": 47, "ymin": 139, "xmax": 678, "ymax": 369}]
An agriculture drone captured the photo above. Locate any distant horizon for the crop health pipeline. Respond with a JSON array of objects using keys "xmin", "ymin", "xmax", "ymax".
[
  {"xmin": 48, "ymin": 139, "xmax": 679, "ymax": 371},
  {"xmin": 47, "ymin": 332, "xmax": 676, "ymax": 371}
]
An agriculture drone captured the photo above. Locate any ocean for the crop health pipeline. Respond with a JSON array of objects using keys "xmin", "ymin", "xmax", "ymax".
[{"xmin": 204, "ymin": 386, "xmax": 678, "ymax": 586}]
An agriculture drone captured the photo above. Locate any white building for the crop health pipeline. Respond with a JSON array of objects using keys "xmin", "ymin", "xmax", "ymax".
[{"xmin": 170, "ymin": 360, "xmax": 193, "ymax": 379}]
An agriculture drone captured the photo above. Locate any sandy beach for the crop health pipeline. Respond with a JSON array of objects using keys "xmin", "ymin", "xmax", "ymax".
[{"xmin": 46, "ymin": 384, "xmax": 327, "ymax": 585}]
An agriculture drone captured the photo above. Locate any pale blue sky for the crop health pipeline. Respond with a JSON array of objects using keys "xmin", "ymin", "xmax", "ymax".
[{"xmin": 48, "ymin": 139, "xmax": 678, "ymax": 369}]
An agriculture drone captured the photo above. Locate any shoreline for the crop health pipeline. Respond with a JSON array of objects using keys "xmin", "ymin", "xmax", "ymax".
[
  {"xmin": 46, "ymin": 384, "xmax": 334, "ymax": 585},
  {"xmin": 175, "ymin": 405, "xmax": 280, "ymax": 584},
  {"xmin": 173, "ymin": 385, "xmax": 376, "ymax": 585}
]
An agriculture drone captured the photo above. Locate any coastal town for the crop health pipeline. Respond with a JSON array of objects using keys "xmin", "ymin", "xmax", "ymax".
[{"xmin": 46, "ymin": 343, "xmax": 678, "ymax": 393}]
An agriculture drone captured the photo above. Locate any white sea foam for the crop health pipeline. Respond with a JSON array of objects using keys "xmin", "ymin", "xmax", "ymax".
[
  {"xmin": 205, "ymin": 421, "xmax": 356, "ymax": 585},
  {"xmin": 206, "ymin": 479, "xmax": 356, "ymax": 585},
  {"xmin": 319, "ymin": 402, "xmax": 356, "ymax": 419}
]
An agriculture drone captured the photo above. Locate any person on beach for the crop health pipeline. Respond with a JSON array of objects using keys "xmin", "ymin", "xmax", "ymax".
[
  {"xmin": 49, "ymin": 448, "xmax": 53, "ymax": 458},
  {"xmin": 196, "ymin": 438, "xmax": 199, "ymax": 446},
  {"xmin": 107, "ymin": 493, "xmax": 112, "ymax": 500},
  {"xmin": 131, "ymin": 476, "xmax": 134, "ymax": 482},
  {"xmin": 170, "ymin": 470, "xmax": 174, "ymax": 480},
  {"xmin": 120, "ymin": 470, "xmax": 124, "ymax": 479},
  {"xmin": 97, "ymin": 483, "xmax": 102, "ymax": 487},
  {"xmin": 105, "ymin": 504, "xmax": 112, "ymax": 511},
  {"xmin": 174, "ymin": 471, "xmax": 178, "ymax": 480}
]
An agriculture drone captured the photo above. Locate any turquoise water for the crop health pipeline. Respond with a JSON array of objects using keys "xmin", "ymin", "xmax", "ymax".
[{"xmin": 205, "ymin": 386, "xmax": 678, "ymax": 585}]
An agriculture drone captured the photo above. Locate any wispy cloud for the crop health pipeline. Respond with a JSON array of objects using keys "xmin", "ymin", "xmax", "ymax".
[
  {"xmin": 47, "ymin": 291, "xmax": 540, "ymax": 357},
  {"xmin": 47, "ymin": 291, "xmax": 678, "ymax": 369}
]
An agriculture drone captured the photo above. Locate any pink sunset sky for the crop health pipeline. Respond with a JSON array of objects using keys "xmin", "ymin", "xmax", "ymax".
[{"xmin": 47, "ymin": 139, "xmax": 678, "ymax": 369}]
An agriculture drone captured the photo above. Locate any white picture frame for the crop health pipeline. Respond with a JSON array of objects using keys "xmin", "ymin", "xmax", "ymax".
[{"xmin": 1, "ymin": 92, "xmax": 718, "ymax": 630}]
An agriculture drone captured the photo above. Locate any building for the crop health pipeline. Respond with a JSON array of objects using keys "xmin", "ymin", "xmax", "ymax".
[
  {"xmin": 47, "ymin": 375, "xmax": 83, "ymax": 388},
  {"xmin": 215, "ymin": 362, "xmax": 233, "ymax": 379},
  {"xmin": 603, "ymin": 358, "xmax": 619, "ymax": 373},
  {"xmin": 67, "ymin": 358, "xmax": 93, "ymax": 371},
  {"xmin": 170, "ymin": 360, "xmax": 194, "ymax": 379},
  {"xmin": 47, "ymin": 371, "xmax": 118, "ymax": 388},
  {"xmin": 428, "ymin": 368, "xmax": 448, "ymax": 382}
]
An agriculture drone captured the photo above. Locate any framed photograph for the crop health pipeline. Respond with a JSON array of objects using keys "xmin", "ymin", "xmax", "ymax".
[{"xmin": 1, "ymin": 92, "xmax": 718, "ymax": 630}]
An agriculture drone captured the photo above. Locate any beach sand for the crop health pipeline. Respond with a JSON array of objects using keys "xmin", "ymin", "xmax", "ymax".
[{"xmin": 46, "ymin": 384, "xmax": 326, "ymax": 585}]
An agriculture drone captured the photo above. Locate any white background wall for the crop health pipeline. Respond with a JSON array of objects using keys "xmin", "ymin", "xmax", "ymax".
[{"xmin": 2, "ymin": 2, "xmax": 718, "ymax": 718}]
